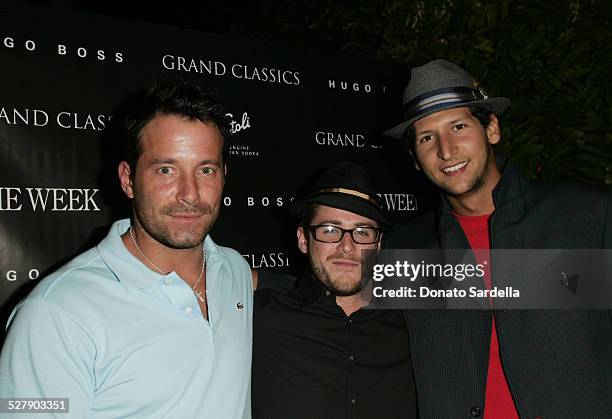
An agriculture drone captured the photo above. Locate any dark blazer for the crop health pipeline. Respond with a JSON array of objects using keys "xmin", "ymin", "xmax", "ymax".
[{"xmin": 385, "ymin": 156, "xmax": 612, "ymax": 418}]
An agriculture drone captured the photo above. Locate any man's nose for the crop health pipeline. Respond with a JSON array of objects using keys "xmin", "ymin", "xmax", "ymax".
[
  {"xmin": 177, "ymin": 174, "xmax": 198, "ymax": 205},
  {"xmin": 337, "ymin": 230, "xmax": 357, "ymax": 252},
  {"xmin": 436, "ymin": 133, "xmax": 455, "ymax": 161}
]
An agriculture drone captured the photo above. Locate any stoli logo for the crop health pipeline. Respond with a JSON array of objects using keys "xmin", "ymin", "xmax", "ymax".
[{"xmin": 225, "ymin": 112, "xmax": 251, "ymax": 135}]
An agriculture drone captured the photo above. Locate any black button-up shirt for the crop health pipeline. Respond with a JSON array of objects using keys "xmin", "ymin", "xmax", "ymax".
[{"xmin": 253, "ymin": 271, "xmax": 417, "ymax": 419}]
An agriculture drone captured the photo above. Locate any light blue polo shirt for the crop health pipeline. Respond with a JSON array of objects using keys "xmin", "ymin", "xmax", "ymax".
[{"xmin": 0, "ymin": 219, "xmax": 253, "ymax": 418}]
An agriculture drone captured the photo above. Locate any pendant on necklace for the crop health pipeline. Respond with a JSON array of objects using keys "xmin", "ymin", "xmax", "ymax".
[{"xmin": 194, "ymin": 290, "xmax": 206, "ymax": 303}]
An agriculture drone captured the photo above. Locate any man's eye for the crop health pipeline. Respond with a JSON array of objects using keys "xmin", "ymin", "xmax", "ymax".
[
  {"xmin": 354, "ymin": 228, "xmax": 371, "ymax": 237},
  {"xmin": 158, "ymin": 167, "xmax": 173, "ymax": 174},
  {"xmin": 418, "ymin": 135, "xmax": 433, "ymax": 144},
  {"xmin": 454, "ymin": 123, "xmax": 467, "ymax": 130},
  {"xmin": 321, "ymin": 226, "xmax": 340, "ymax": 234}
]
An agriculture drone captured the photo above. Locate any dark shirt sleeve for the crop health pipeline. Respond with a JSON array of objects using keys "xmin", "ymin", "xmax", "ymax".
[{"xmin": 255, "ymin": 270, "xmax": 297, "ymax": 292}]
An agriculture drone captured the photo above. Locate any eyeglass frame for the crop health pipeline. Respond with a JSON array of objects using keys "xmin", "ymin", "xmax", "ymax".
[{"xmin": 307, "ymin": 224, "xmax": 382, "ymax": 244}]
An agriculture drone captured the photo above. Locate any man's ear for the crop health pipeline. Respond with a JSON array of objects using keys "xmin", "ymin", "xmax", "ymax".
[
  {"xmin": 486, "ymin": 114, "xmax": 501, "ymax": 145},
  {"xmin": 297, "ymin": 227, "xmax": 308, "ymax": 254},
  {"xmin": 408, "ymin": 148, "xmax": 422, "ymax": 171},
  {"xmin": 118, "ymin": 161, "xmax": 134, "ymax": 199}
]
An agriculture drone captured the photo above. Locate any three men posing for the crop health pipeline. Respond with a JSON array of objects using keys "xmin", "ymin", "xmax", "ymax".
[{"xmin": 1, "ymin": 58, "xmax": 610, "ymax": 419}]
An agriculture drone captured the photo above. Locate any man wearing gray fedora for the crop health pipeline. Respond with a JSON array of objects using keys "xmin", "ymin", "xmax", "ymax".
[
  {"xmin": 384, "ymin": 59, "xmax": 612, "ymax": 418},
  {"xmin": 252, "ymin": 162, "xmax": 417, "ymax": 419}
]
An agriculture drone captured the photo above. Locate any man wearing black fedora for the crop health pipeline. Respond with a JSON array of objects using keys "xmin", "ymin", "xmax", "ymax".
[
  {"xmin": 252, "ymin": 162, "xmax": 417, "ymax": 419},
  {"xmin": 384, "ymin": 59, "xmax": 612, "ymax": 418}
]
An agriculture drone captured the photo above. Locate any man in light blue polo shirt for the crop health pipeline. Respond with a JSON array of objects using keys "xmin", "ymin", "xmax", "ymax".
[{"xmin": 0, "ymin": 81, "xmax": 253, "ymax": 418}]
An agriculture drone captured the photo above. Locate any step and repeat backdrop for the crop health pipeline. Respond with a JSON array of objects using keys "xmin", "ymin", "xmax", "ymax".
[{"xmin": 0, "ymin": 4, "xmax": 432, "ymax": 321}]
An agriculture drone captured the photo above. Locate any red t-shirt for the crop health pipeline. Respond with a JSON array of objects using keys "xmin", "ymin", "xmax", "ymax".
[{"xmin": 455, "ymin": 213, "xmax": 518, "ymax": 419}]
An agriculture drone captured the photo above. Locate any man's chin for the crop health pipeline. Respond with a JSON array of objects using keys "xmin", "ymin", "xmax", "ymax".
[
  {"xmin": 158, "ymin": 231, "xmax": 207, "ymax": 250},
  {"xmin": 323, "ymin": 277, "xmax": 363, "ymax": 296},
  {"xmin": 439, "ymin": 179, "xmax": 481, "ymax": 197},
  {"xmin": 312, "ymin": 264, "xmax": 363, "ymax": 296}
]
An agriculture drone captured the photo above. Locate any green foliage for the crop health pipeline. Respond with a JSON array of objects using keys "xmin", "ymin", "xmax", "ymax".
[
  {"xmin": 233, "ymin": 0, "xmax": 612, "ymax": 184},
  {"xmin": 380, "ymin": 0, "xmax": 612, "ymax": 184},
  {"xmin": 230, "ymin": 0, "xmax": 389, "ymax": 56}
]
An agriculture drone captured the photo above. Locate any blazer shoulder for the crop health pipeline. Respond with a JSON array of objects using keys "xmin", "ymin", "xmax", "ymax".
[{"xmin": 526, "ymin": 179, "xmax": 611, "ymax": 215}]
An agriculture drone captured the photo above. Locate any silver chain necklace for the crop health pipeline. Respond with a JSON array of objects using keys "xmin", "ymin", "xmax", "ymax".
[{"xmin": 129, "ymin": 226, "xmax": 207, "ymax": 303}]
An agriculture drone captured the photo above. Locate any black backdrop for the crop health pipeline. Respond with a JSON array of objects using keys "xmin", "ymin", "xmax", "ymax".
[{"xmin": 0, "ymin": 4, "xmax": 433, "ymax": 327}]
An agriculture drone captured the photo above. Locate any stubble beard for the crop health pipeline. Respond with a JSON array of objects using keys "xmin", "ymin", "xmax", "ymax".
[
  {"xmin": 310, "ymin": 252, "xmax": 363, "ymax": 297},
  {"xmin": 133, "ymin": 198, "xmax": 218, "ymax": 250},
  {"xmin": 438, "ymin": 148, "xmax": 493, "ymax": 198}
]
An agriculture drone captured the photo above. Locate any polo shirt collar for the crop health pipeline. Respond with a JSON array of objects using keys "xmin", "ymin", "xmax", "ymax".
[{"xmin": 97, "ymin": 218, "xmax": 223, "ymax": 292}]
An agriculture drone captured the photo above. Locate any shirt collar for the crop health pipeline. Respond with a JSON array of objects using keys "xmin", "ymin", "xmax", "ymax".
[
  {"xmin": 490, "ymin": 153, "xmax": 527, "ymax": 210},
  {"xmin": 295, "ymin": 270, "xmax": 334, "ymax": 307},
  {"xmin": 97, "ymin": 218, "xmax": 224, "ymax": 292},
  {"xmin": 438, "ymin": 153, "xmax": 525, "ymax": 215}
]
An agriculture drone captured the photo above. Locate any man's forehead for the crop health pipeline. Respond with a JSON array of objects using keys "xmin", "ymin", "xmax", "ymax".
[
  {"xmin": 413, "ymin": 107, "xmax": 473, "ymax": 130},
  {"xmin": 138, "ymin": 114, "xmax": 223, "ymax": 152},
  {"xmin": 312, "ymin": 205, "xmax": 378, "ymax": 226}
]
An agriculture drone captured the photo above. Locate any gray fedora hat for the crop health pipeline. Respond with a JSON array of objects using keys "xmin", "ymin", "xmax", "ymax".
[{"xmin": 383, "ymin": 59, "xmax": 510, "ymax": 139}]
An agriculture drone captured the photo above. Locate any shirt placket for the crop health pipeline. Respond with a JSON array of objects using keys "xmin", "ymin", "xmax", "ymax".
[{"xmin": 345, "ymin": 315, "xmax": 357, "ymax": 419}]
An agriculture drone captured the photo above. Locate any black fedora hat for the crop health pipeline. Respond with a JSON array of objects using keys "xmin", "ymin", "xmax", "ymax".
[
  {"xmin": 289, "ymin": 161, "xmax": 389, "ymax": 227},
  {"xmin": 383, "ymin": 59, "xmax": 510, "ymax": 139}
]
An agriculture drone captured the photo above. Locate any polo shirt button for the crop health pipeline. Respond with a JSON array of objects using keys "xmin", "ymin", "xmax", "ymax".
[
  {"xmin": 185, "ymin": 307, "xmax": 193, "ymax": 314},
  {"xmin": 164, "ymin": 278, "xmax": 173, "ymax": 285},
  {"xmin": 325, "ymin": 290, "xmax": 331, "ymax": 297},
  {"xmin": 470, "ymin": 406, "xmax": 481, "ymax": 417},
  {"xmin": 350, "ymin": 398, "xmax": 356, "ymax": 405},
  {"xmin": 348, "ymin": 355, "xmax": 355, "ymax": 361}
]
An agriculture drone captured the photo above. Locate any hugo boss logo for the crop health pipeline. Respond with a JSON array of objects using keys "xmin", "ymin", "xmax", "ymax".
[
  {"xmin": 56, "ymin": 44, "xmax": 123, "ymax": 62},
  {"xmin": 3, "ymin": 268, "xmax": 40, "ymax": 282},
  {"xmin": 246, "ymin": 196, "xmax": 291, "ymax": 208},
  {"xmin": 2, "ymin": 36, "xmax": 124, "ymax": 63},
  {"xmin": 328, "ymin": 79, "xmax": 374, "ymax": 93},
  {"xmin": 2, "ymin": 36, "xmax": 36, "ymax": 51}
]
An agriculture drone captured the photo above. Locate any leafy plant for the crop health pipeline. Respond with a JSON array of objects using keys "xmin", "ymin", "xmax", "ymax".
[{"xmin": 232, "ymin": 0, "xmax": 612, "ymax": 184}]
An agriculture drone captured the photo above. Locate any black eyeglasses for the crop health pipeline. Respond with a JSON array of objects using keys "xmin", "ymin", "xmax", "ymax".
[{"xmin": 308, "ymin": 225, "xmax": 381, "ymax": 244}]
